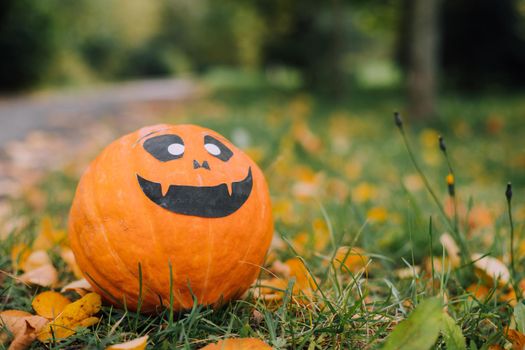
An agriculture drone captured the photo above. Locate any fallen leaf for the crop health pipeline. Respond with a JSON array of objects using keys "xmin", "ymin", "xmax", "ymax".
[
  {"xmin": 38, "ymin": 292, "xmax": 101, "ymax": 341},
  {"xmin": 0, "ymin": 310, "xmax": 48, "ymax": 350},
  {"xmin": 367, "ymin": 207, "xmax": 388, "ymax": 223},
  {"xmin": 61, "ymin": 278, "xmax": 93, "ymax": 296},
  {"xmin": 382, "ymin": 298, "xmax": 443, "ymax": 350},
  {"xmin": 333, "ymin": 246, "xmax": 369, "ymax": 274},
  {"xmin": 21, "ymin": 250, "xmax": 51, "ymax": 272},
  {"xmin": 10, "ymin": 244, "xmax": 30, "ymax": 271},
  {"xmin": 19, "ymin": 264, "xmax": 57, "ymax": 287},
  {"xmin": 60, "ymin": 248, "xmax": 83, "ymax": 279},
  {"xmin": 200, "ymin": 338, "xmax": 272, "ymax": 350},
  {"xmin": 106, "ymin": 335, "xmax": 149, "ymax": 350},
  {"xmin": 33, "ymin": 216, "xmax": 66, "ymax": 250},
  {"xmin": 466, "ymin": 284, "xmax": 490, "ymax": 300},
  {"xmin": 441, "ymin": 313, "xmax": 466, "ymax": 350},
  {"xmin": 32, "ymin": 291, "xmax": 71, "ymax": 320},
  {"xmin": 506, "ymin": 328, "xmax": 525, "ymax": 350},
  {"xmin": 471, "ymin": 253, "xmax": 510, "ymax": 286},
  {"xmin": 440, "ymin": 233, "xmax": 461, "ymax": 267}
]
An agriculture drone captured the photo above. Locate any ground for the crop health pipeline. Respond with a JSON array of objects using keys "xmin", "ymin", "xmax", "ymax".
[{"xmin": 1, "ymin": 79, "xmax": 525, "ymax": 349}]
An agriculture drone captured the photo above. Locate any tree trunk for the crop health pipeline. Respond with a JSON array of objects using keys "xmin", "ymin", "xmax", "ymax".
[{"xmin": 407, "ymin": 0, "xmax": 439, "ymax": 120}]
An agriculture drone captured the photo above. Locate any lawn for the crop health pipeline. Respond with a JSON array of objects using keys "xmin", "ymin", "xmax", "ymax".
[{"xmin": 1, "ymin": 82, "xmax": 525, "ymax": 349}]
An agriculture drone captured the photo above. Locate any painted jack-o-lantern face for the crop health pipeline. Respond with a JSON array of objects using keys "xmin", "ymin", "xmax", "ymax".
[
  {"xmin": 137, "ymin": 132, "xmax": 252, "ymax": 218},
  {"xmin": 68, "ymin": 124, "xmax": 273, "ymax": 313}
]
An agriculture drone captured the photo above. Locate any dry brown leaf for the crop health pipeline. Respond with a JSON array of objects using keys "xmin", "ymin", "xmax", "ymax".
[
  {"xmin": 471, "ymin": 253, "xmax": 510, "ymax": 286},
  {"xmin": 106, "ymin": 335, "xmax": 149, "ymax": 350},
  {"xmin": 61, "ymin": 278, "xmax": 93, "ymax": 296},
  {"xmin": 0, "ymin": 310, "xmax": 48, "ymax": 350},
  {"xmin": 32, "ymin": 291, "xmax": 71, "ymax": 320},
  {"xmin": 21, "ymin": 250, "xmax": 51, "ymax": 272},
  {"xmin": 440, "ymin": 233, "xmax": 461, "ymax": 267},
  {"xmin": 200, "ymin": 338, "xmax": 273, "ymax": 350},
  {"xmin": 19, "ymin": 264, "xmax": 57, "ymax": 287},
  {"xmin": 60, "ymin": 248, "xmax": 83, "ymax": 279},
  {"xmin": 38, "ymin": 292, "xmax": 101, "ymax": 342}
]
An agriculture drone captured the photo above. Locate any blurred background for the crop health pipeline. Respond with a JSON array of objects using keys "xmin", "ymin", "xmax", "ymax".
[
  {"xmin": 1, "ymin": 0, "xmax": 525, "ymax": 262},
  {"xmin": 3, "ymin": 0, "xmax": 525, "ymax": 114}
]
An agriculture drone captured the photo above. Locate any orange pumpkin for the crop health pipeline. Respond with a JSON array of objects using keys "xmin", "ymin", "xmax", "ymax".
[{"xmin": 68, "ymin": 124, "xmax": 273, "ymax": 312}]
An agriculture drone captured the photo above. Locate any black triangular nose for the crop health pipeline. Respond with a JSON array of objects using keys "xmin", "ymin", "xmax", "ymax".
[{"xmin": 193, "ymin": 160, "xmax": 211, "ymax": 170}]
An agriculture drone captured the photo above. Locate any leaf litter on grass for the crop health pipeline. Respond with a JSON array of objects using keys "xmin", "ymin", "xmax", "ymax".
[{"xmin": 1, "ymin": 90, "xmax": 525, "ymax": 348}]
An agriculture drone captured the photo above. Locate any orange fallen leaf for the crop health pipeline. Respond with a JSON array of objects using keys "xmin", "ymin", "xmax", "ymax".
[
  {"xmin": 506, "ymin": 328, "xmax": 525, "ymax": 350},
  {"xmin": 0, "ymin": 310, "xmax": 48, "ymax": 350},
  {"xmin": 32, "ymin": 291, "xmax": 71, "ymax": 320},
  {"xmin": 200, "ymin": 338, "xmax": 272, "ymax": 350},
  {"xmin": 38, "ymin": 293, "xmax": 101, "ymax": 342},
  {"xmin": 466, "ymin": 284, "xmax": 490, "ymax": 300},
  {"xmin": 333, "ymin": 247, "xmax": 369, "ymax": 274},
  {"xmin": 106, "ymin": 335, "xmax": 149, "ymax": 350}
]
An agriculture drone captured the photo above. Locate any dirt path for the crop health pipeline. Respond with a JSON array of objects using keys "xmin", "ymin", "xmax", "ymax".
[
  {"xmin": 0, "ymin": 78, "xmax": 197, "ymax": 201},
  {"xmin": 0, "ymin": 78, "xmax": 195, "ymax": 146}
]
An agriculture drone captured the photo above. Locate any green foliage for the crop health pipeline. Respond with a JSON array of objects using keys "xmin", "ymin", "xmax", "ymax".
[
  {"xmin": 0, "ymin": 0, "xmax": 54, "ymax": 90},
  {"xmin": 381, "ymin": 298, "xmax": 443, "ymax": 350},
  {"xmin": 442, "ymin": 313, "xmax": 467, "ymax": 350}
]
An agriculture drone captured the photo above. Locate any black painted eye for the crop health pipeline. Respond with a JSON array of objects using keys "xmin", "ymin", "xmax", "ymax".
[
  {"xmin": 204, "ymin": 135, "xmax": 233, "ymax": 161},
  {"xmin": 144, "ymin": 134, "xmax": 185, "ymax": 161}
]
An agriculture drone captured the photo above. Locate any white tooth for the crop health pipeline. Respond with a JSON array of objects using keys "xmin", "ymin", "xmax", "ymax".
[
  {"xmin": 226, "ymin": 182, "xmax": 233, "ymax": 196},
  {"xmin": 161, "ymin": 182, "xmax": 170, "ymax": 197}
]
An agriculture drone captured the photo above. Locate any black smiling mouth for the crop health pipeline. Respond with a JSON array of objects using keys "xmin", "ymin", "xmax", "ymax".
[{"xmin": 136, "ymin": 168, "xmax": 252, "ymax": 218}]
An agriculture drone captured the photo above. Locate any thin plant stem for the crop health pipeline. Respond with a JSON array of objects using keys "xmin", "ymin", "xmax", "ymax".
[
  {"xmin": 394, "ymin": 114, "xmax": 470, "ymax": 266},
  {"xmin": 506, "ymin": 183, "xmax": 520, "ymax": 299}
]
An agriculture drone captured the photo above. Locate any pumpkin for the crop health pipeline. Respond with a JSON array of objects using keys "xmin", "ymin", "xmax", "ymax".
[{"xmin": 68, "ymin": 124, "xmax": 273, "ymax": 312}]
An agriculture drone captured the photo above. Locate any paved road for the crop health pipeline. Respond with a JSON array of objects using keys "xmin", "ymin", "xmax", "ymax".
[{"xmin": 0, "ymin": 79, "xmax": 196, "ymax": 146}]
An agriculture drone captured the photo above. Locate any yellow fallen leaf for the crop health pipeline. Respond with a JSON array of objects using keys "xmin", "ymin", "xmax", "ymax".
[
  {"xmin": 200, "ymin": 338, "xmax": 273, "ymax": 350},
  {"xmin": 19, "ymin": 264, "xmax": 58, "ymax": 287},
  {"xmin": 61, "ymin": 278, "xmax": 93, "ymax": 296},
  {"xmin": 38, "ymin": 293, "xmax": 102, "ymax": 342},
  {"xmin": 333, "ymin": 247, "xmax": 369, "ymax": 274},
  {"xmin": 60, "ymin": 247, "xmax": 83, "ymax": 279},
  {"xmin": 366, "ymin": 207, "xmax": 388, "ymax": 223},
  {"xmin": 33, "ymin": 216, "xmax": 66, "ymax": 250},
  {"xmin": 0, "ymin": 310, "xmax": 48, "ymax": 350},
  {"xmin": 471, "ymin": 253, "xmax": 510, "ymax": 286},
  {"xmin": 32, "ymin": 291, "xmax": 71, "ymax": 320},
  {"xmin": 10, "ymin": 244, "xmax": 30, "ymax": 271},
  {"xmin": 106, "ymin": 335, "xmax": 149, "ymax": 350},
  {"xmin": 352, "ymin": 182, "xmax": 377, "ymax": 203}
]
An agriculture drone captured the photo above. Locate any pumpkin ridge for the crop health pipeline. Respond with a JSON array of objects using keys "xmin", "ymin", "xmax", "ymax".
[
  {"xmin": 138, "ymin": 152, "xmax": 185, "ymax": 309},
  {"xmin": 90, "ymin": 155, "xmax": 148, "ymax": 308}
]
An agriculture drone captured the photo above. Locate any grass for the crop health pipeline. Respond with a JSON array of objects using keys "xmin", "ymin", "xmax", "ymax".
[{"xmin": 1, "ymin": 83, "xmax": 525, "ymax": 349}]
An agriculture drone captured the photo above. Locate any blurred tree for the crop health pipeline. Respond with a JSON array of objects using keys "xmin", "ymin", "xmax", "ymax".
[
  {"xmin": 0, "ymin": 0, "xmax": 54, "ymax": 91},
  {"xmin": 398, "ymin": 0, "xmax": 439, "ymax": 121},
  {"xmin": 441, "ymin": 0, "xmax": 525, "ymax": 90}
]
